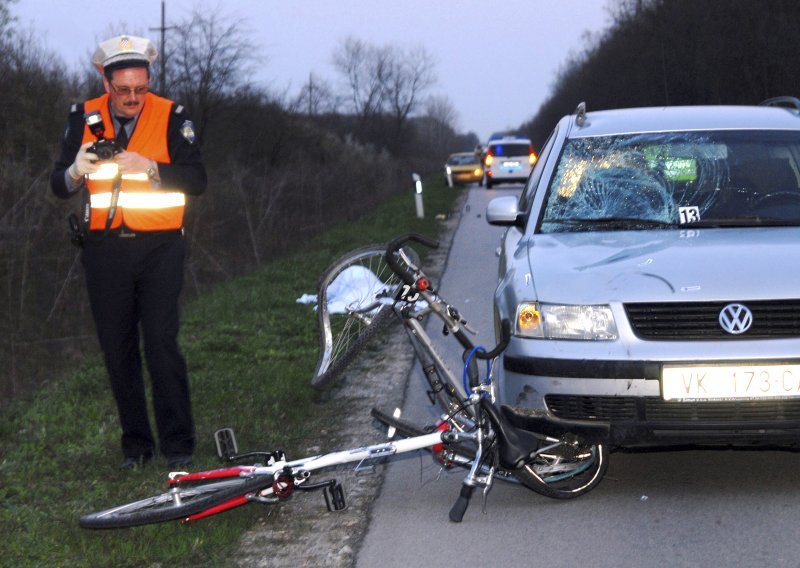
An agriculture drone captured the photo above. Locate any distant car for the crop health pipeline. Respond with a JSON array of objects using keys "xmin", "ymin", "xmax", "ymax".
[
  {"xmin": 444, "ymin": 152, "xmax": 484, "ymax": 186},
  {"xmin": 483, "ymin": 136, "xmax": 537, "ymax": 189},
  {"xmin": 487, "ymin": 98, "xmax": 800, "ymax": 449}
]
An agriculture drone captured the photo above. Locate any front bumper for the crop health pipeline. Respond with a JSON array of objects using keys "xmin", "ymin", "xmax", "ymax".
[{"xmin": 500, "ymin": 354, "xmax": 800, "ymax": 448}]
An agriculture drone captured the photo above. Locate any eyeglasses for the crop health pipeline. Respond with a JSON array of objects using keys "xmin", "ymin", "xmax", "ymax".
[{"xmin": 109, "ymin": 83, "xmax": 149, "ymax": 97}]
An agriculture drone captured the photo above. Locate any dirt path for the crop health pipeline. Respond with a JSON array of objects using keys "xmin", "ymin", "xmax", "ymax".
[{"xmin": 233, "ymin": 192, "xmax": 467, "ymax": 567}]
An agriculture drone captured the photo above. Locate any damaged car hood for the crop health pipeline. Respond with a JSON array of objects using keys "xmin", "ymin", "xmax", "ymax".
[{"xmin": 526, "ymin": 227, "xmax": 800, "ymax": 304}]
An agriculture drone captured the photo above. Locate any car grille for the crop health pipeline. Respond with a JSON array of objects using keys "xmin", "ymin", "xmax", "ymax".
[
  {"xmin": 625, "ymin": 300, "xmax": 800, "ymax": 339},
  {"xmin": 546, "ymin": 394, "xmax": 800, "ymax": 422}
]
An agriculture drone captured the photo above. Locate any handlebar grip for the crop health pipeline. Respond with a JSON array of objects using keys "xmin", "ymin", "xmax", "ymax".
[
  {"xmin": 385, "ymin": 233, "xmax": 439, "ymax": 285},
  {"xmin": 449, "ymin": 484, "xmax": 474, "ymax": 523}
]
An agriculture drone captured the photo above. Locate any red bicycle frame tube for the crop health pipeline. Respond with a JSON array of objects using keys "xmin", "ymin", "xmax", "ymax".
[
  {"xmin": 167, "ymin": 466, "xmax": 258, "ymax": 486},
  {"xmin": 183, "ymin": 494, "xmax": 251, "ymax": 522}
]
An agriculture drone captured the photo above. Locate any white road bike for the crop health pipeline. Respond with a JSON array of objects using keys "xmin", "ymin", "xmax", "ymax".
[{"xmin": 79, "ymin": 234, "xmax": 609, "ymax": 529}]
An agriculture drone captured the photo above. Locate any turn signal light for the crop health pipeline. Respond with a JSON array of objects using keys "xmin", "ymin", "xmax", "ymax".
[
  {"xmin": 517, "ymin": 304, "xmax": 541, "ymax": 332},
  {"xmin": 529, "ymin": 152, "xmax": 538, "ymax": 165},
  {"xmin": 484, "ymin": 154, "xmax": 494, "ymax": 166}
]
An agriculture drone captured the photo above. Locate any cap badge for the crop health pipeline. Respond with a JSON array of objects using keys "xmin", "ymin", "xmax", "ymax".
[{"xmin": 118, "ymin": 36, "xmax": 133, "ymax": 51}]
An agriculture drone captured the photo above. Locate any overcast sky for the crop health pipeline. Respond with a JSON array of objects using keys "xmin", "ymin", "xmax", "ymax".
[{"xmin": 13, "ymin": 0, "xmax": 612, "ymax": 142}]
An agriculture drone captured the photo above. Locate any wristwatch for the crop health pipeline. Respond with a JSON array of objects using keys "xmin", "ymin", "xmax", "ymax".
[{"xmin": 146, "ymin": 161, "xmax": 158, "ymax": 179}]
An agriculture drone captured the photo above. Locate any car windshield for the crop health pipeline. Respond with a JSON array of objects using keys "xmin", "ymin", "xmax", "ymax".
[
  {"xmin": 539, "ymin": 130, "xmax": 800, "ymax": 232},
  {"xmin": 448, "ymin": 154, "xmax": 478, "ymax": 165},
  {"xmin": 491, "ymin": 143, "xmax": 531, "ymax": 157}
]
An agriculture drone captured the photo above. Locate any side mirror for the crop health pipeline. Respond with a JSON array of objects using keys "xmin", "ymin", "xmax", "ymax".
[{"xmin": 486, "ymin": 196, "xmax": 525, "ymax": 228}]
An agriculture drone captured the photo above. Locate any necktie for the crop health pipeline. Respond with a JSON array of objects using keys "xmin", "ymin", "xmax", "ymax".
[{"xmin": 115, "ymin": 117, "xmax": 132, "ymax": 149}]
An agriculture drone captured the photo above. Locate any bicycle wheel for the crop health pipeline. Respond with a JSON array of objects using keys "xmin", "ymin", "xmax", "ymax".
[
  {"xmin": 79, "ymin": 475, "xmax": 271, "ymax": 529},
  {"xmin": 514, "ymin": 441, "xmax": 609, "ymax": 500},
  {"xmin": 312, "ymin": 245, "xmax": 418, "ymax": 390}
]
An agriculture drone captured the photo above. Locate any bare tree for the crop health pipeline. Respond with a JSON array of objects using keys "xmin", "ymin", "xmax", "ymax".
[
  {"xmin": 0, "ymin": 0, "xmax": 16, "ymax": 37},
  {"xmin": 382, "ymin": 45, "xmax": 435, "ymax": 149},
  {"xmin": 332, "ymin": 36, "xmax": 392, "ymax": 119},
  {"xmin": 291, "ymin": 72, "xmax": 340, "ymax": 116},
  {"xmin": 169, "ymin": 10, "xmax": 252, "ymax": 145},
  {"xmin": 416, "ymin": 94, "xmax": 459, "ymax": 154}
]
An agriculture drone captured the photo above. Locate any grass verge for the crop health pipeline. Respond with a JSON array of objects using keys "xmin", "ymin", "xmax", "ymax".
[{"xmin": 0, "ymin": 179, "xmax": 461, "ymax": 567}]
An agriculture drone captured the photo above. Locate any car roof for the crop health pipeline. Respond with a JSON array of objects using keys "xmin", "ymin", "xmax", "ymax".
[
  {"xmin": 568, "ymin": 105, "xmax": 800, "ymax": 138},
  {"xmin": 449, "ymin": 152, "xmax": 478, "ymax": 157}
]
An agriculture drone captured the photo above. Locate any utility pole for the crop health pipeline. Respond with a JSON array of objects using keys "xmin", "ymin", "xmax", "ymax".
[
  {"xmin": 149, "ymin": 0, "xmax": 175, "ymax": 95},
  {"xmin": 308, "ymin": 73, "xmax": 314, "ymax": 116}
]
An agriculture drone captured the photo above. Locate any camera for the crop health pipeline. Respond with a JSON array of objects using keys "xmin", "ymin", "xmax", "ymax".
[{"xmin": 84, "ymin": 110, "xmax": 122, "ymax": 161}]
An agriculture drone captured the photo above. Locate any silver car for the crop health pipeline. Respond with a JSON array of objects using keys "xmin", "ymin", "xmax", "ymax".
[{"xmin": 487, "ymin": 99, "xmax": 800, "ymax": 448}]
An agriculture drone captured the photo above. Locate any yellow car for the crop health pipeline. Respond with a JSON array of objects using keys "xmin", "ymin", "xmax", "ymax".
[{"xmin": 444, "ymin": 152, "xmax": 484, "ymax": 186}]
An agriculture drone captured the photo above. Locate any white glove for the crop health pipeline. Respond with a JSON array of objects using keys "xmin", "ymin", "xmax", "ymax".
[{"xmin": 68, "ymin": 142, "xmax": 99, "ymax": 180}]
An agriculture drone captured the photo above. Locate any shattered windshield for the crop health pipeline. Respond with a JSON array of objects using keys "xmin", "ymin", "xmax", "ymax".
[{"xmin": 539, "ymin": 131, "xmax": 800, "ymax": 232}]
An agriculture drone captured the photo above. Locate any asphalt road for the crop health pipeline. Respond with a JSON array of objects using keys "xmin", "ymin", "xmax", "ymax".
[{"xmin": 356, "ymin": 185, "xmax": 800, "ymax": 568}]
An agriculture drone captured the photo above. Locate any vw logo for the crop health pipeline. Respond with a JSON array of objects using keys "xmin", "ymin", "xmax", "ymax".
[{"xmin": 719, "ymin": 303, "xmax": 753, "ymax": 335}]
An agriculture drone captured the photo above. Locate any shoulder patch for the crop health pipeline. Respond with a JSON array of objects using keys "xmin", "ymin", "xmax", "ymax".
[
  {"xmin": 174, "ymin": 104, "xmax": 184, "ymax": 115},
  {"xmin": 180, "ymin": 120, "xmax": 196, "ymax": 144}
]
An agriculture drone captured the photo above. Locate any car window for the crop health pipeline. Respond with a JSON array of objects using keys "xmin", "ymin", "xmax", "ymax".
[
  {"xmin": 519, "ymin": 128, "xmax": 558, "ymax": 213},
  {"xmin": 538, "ymin": 130, "xmax": 800, "ymax": 232},
  {"xmin": 491, "ymin": 143, "xmax": 531, "ymax": 157},
  {"xmin": 448, "ymin": 154, "xmax": 478, "ymax": 165}
]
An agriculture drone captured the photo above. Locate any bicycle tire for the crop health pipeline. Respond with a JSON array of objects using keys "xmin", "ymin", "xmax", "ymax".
[
  {"xmin": 79, "ymin": 475, "xmax": 271, "ymax": 529},
  {"xmin": 312, "ymin": 245, "xmax": 418, "ymax": 390},
  {"xmin": 371, "ymin": 407, "xmax": 429, "ymax": 438},
  {"xmin": 515, "ymin": 442, "xmax": 609, "ymax": 500},
  {"xmin": 372, "ymin": 408, "xmax": 607, "ymax": 499}
]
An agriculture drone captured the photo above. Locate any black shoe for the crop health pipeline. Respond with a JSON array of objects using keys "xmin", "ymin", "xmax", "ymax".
[
  {"xmin": 119, "ymin": 454, "xmax": 153, "ymax": 470},
  {"xmin": 166, "ymin": 455, "xmax": 193, "ymax": 468}
]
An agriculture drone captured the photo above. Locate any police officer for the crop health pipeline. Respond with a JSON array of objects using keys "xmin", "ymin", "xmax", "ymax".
[{"xmin": 50, "ymin": 35, "xmax": 207, "ymax": 469}]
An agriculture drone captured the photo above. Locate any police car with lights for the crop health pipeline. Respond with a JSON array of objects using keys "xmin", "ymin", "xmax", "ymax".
[{"xmin": 482, "ymin": 135, "xmax": 537, "ymax": 189}]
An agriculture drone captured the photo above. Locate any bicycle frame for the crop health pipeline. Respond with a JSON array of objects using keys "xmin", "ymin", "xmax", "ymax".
[{"xmin": 174, "ymin": 430, "xmax": 470, "ymax": 522}]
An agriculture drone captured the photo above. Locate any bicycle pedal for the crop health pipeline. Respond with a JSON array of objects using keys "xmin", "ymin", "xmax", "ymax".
[
  {"xmin": 386, "ymin": 408, "xmax": 402, "ymax": 438},
  {"xmin": 323, "ymin": 481, "xmax": 347, "ymax": 512},
  {"xmin": 214, "ymin": 428, "xmax": 238, "ymax": 459}
]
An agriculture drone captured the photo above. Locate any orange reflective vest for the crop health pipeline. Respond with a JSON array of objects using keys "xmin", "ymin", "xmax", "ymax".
[{"xmin": 82, "ymin": 93, "xmax": 186, "ymax": 231}]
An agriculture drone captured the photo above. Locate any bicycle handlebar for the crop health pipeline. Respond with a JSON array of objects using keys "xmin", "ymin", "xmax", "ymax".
[
  {"xmin": 384, "ymin": 233, "xmax": 511, "ymax": 360},
  {"xmin": 385, "ymin": 233, "xmax": 439, "ymax": 285}
]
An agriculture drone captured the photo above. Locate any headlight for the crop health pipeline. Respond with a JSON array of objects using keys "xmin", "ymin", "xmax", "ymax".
[{"xmin": 515, "ymin": 302, "xmax": 617, "ymax": 340}]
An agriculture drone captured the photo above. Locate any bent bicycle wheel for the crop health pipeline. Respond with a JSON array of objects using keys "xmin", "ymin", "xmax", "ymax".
[
  {"xmin": 514, "ymin": 441, "xmax": 609, "ymax": 499},
  {"xmin": 311, "ymin": 245, "xmax": 418, "ymax": 390},
  {"xmin": 79, "ymin": 475, "xmax": 270, "ymax": 529}
]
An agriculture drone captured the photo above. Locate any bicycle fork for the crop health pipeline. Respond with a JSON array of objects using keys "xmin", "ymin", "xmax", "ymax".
[{"xmin": 448, "ymin": 397, "xmax": 495, "ymax": 523}]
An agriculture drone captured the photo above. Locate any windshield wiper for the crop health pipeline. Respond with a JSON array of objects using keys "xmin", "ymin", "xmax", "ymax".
[
  {"xmin": 687, "ymin": 217, "xmax": 800, "ymax": 228},
  {"xmin": 545, "ymin": 217, "xmax": 676, "ymax": 230}
]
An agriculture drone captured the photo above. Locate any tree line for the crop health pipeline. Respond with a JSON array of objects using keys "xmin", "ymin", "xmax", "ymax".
[
  {"xmin": 521, "ymin": 0, "xmax": 800, "ymax": 149},
  {"xmin": 0, "ymin": 3, "xmax": 476, "ymax": 401}
]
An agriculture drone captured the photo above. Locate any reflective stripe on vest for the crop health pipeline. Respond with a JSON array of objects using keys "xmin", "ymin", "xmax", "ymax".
[
  {"xmin": 82, "ymin": 94, "xmax": 183, "ymax": 232},
  {"xmin": 90, "ymin": 191, "xmax": 186, "ymax": 209}
]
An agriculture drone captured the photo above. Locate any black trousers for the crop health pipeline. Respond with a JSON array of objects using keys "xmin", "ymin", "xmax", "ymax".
[{"xmin": 81, "ymin": 232, "xmax": 195, "ymax": 459}]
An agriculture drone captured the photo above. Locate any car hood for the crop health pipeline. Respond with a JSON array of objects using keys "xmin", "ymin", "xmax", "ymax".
[{"xmin": 526, "ymin": 227, "xmax": 800, "ymax": 303}]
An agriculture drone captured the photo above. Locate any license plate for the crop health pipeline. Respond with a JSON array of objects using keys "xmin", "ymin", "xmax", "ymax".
[
  {"xmin": 501, "ymin": 161, "xmax": 520, "ymax": 171},
  {"xmin": 662, "ymin": 363, "xmax": 800, "ymax": 401}
]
